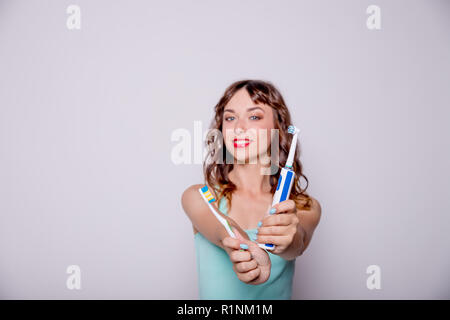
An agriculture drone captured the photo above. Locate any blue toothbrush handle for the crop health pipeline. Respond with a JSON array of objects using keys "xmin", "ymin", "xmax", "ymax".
[{"xmin": 263, "ymin": 167, "xmax": 295, "ymax": 249}]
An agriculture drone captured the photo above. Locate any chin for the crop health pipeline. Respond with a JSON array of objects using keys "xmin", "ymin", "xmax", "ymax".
[{"xmin": 232, "ymin": 155, "xmax": 260, "ymax": 164}]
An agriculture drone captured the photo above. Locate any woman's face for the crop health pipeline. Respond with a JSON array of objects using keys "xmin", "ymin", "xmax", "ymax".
[{"xmin": 222, "ymin": 88, "xmax": 275, "ymax": 164}]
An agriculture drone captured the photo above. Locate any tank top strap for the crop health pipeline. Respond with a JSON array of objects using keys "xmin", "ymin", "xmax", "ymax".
[
  {"xmin": 218, "ymin": 196, "xmax": 228, "ymax": 216},
  {"xmin": 211, "ymin": 184, "xmax": 228, "ymax": 216}
]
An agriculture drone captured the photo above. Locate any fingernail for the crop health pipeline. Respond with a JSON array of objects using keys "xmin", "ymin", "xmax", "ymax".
[
  {"xmin": 257, "ymin": 221, "xmax": 262, "ymax": 227},
  {"xmin": 240, "ymin": 244, "xmax": 248, "ymax": 250},
  {"xmin": 269, "ymin": 208, "xmax": 276, "ymax": 215},
  {"xmin": 265, "ymin": 244, "xmax": 274, "ymax": 248}
]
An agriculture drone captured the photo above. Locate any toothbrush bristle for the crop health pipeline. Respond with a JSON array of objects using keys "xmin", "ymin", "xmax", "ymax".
[
  {"xmin": 287, "ymin": 125, "xmax": 296, "ymax": 134},
  {"xmin": 201, "ymin": 185, "xmax": 216, "ymax": 203}
]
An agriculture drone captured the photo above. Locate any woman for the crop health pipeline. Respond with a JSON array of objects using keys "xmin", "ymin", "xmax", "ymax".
[{"xmin": 181, "ymin": 79, "xmax": 321, "ymax": 299}]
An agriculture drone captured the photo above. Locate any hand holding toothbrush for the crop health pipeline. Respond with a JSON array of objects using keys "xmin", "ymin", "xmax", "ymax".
[
  {"xmin": 256, "ymin": 199, "xmax": 302, "ymax": 257},
  {"xmin": 196, "ymin": 184, "xmax": 271, "ymax": 284},
  {"xmin": 222, "ymin": 228, "xmax": 271, "ymax": 285},
  {"xmin": 255, "ymin": 125, "xmax": 305, "ymax": 258}
]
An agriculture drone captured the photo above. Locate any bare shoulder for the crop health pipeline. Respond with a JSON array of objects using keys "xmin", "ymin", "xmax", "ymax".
[
  {"xmin": 181, "ymin": 184, "xmax": 206, "ymax": 235},
  {"xmin": 307, "ymin": 196, "xmax": 322, "ymax": 223},
  {"xmin": 181, "ymin": 183, "xmax": 219, "ymax": 208},
  {"xmin": 297, "ymin": 195, "xmax": 322, "ymax": 228},
  {"xmin": 181, "ymin": 184, "xmax": 205, "ymax": 211},
  {"xmin": 309, "ymin": 196, "xmax": 322, "ymax": 216},
  {"xmin": 294, "ymin": 196, "xmax": 321, "ymax": 253},
  {"xmin": 181, "ymin": 183, "xmax": 220, "ymax": 235}
]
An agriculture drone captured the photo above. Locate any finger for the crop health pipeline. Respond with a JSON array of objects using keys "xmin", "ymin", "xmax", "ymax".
[
  {"xmin": 231, "ymin": 228, "xmax": 257, "ymax": 252},
  {"xmin": 270, "ymin": 200, "xmax": 296, "ymax": 214},
  {"xmin": 256, "ymin": 235, "xmax": 291, "ymax": 246},
  {"xmin": 261, "ymin": 213, "xmax": 292, "ymax": 227},
  {"xmin": 245, "ymin": 242, "xmax": 271, "ymax": 267},
  {"xmin": 229, "ymin": 250, "xmax": 252, "ymax": 263},
  {"xmin": 234, "ymin": 260, "xmax": 258, "ymax": 273},
  {"xmin": 236, "ymin": 267, "xmax": 261, "ymax": 283},
  {"xmin": 232, "ymin": 227, "xmax": 249, "ymax": 242},
  {"xmin": 225, "ymin": 216, "xmax": 250, "ymax": 241},
  {"xmin": 257, "ymin": 225, "xmax": 287, "ymax": 236},
  {"xmin": 222, "ymin": 237, "xmax": 242, "ymax": 250}
]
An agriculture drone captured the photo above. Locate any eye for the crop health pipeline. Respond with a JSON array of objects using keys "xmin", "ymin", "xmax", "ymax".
[
  {"xmin": 250, "ymin": 115, "xmax": 261, "ymax": 120},
  {"xmin": 225, "ymin": 116, "xmax": 235, "ymax": 121}
]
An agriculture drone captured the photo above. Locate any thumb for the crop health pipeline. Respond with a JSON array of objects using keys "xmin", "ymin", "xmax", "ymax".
[
  {"xmin": 226, "ymin": 218, "xmax": 249, "ymax": 242},
  {"xmin": 232, "ymin": 227, "xmax": 247, "ymax": 241},
  {"xmin": 232, "ymin": 226, "xmax": 251, "ymax": 245},
  {"xmin": 246, "ymin": 241, "xmax": 271, "ymax": 267}
]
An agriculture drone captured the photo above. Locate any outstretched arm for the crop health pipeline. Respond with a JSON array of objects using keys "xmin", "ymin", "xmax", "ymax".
[
  {"xmin": 181, "ymin": 184, "xmax": 271, "ymax": 284},
  {"xmin": 181, "ymin": 184, "xmax": 249, "ymax": 248}
]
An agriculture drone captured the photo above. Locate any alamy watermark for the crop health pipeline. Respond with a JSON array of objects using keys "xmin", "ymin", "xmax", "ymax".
[
  {"xmin": 66, "ymin": 265, "xmax": 82, "ymax": 290},
  {"xmin": 171, "ymin": 121, "xmax": 280, "ymax": 175}
]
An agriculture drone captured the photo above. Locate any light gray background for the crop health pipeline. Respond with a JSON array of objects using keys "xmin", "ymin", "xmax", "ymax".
[{"xmin": 0, "ymin": 0, "xmax": 449, "ymax": 299}]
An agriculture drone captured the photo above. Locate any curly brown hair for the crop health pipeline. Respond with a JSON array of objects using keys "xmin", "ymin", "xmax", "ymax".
[{"xmin": 203, "ymin": 79, "xmax": 312, "ymax": 212}]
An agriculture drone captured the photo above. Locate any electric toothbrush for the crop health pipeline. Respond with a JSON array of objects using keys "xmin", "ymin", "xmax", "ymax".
[
  {"xmin": 271, "ymin": 125, "xmax": 299, "ymax": 205},
  {"xmin": 257, "ymin": 125, "xmax": 300, "ymax": 251}
]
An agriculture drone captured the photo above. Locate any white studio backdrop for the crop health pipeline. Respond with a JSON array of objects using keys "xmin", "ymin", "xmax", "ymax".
[{"xmin": 0, "ymin": 0, "xmax": 449, "ymax": 299}]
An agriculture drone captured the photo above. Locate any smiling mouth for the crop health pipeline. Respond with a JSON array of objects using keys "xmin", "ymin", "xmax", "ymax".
[{"xmin": 233, "ymin": 138, "xmax": 252, "ymax": 148}]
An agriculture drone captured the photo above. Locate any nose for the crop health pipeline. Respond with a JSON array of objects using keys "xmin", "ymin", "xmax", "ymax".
[{"xmin": 234, "ymin": 119, "xmax": 246, "ymax": 135}]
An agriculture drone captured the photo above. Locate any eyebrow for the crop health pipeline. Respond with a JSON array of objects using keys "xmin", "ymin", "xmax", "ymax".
[{"xmin": 224, "ymin": 106, "xmax": 265, "ymax": 113}]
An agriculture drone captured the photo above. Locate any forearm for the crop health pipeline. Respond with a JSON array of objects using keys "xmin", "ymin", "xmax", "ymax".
[
  {"xmin": 214, "ymin": 221, "xmax": 234, "ymax": 250},
  {"xmin": 191, "ymin": 212, "xmax": 246, "ymax": 250},
  {"xmin": 182, "ymin": 185, "xmax": 249, "ymax": 250},
  {"xmin": 216, "ymin": 215, "xmax": 250, "ymax": 249},
  {"xmin": 195, "ymin": 217, "xmax": 233, "ymax": 250},
  {"xmin": 276, "ymin": 224, "xmax": 306, "ymax": 261}
]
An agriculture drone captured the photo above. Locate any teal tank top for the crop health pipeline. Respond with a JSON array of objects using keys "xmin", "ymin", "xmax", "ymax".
[{"xmin": 194, "ymin": 195, "xmax": 295, "ymax": 299}]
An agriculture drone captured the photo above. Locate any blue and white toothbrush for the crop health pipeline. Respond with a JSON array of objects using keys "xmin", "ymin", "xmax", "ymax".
[
  {"xmin": 198, "ymin": 185, "xmax": 235, "ymax": 238},
  {"xmin": 257, "ymin": 125, "xmax": 300, "ymax": 250}
]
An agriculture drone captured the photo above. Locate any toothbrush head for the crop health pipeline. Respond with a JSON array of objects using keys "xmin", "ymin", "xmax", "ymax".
[
  {"xmin": 285, "ymin": 125, "xmax": 300, "ymax": 168},
  {"xmin": 200, "ymin": 185, "xmax": 216, "ymax": 203},
  {"xmin": 287, "ymin": 125, "xmax": 299, "ymax": 135}
]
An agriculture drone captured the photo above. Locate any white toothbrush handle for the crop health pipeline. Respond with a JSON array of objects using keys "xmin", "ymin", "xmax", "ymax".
[
  {"xmin": 198, "ymin": 188, "xmax": 236, "ymax": 238},
  {"xmin": 198, "ymin": 188, "xmax": 275, "ymax": 251}
]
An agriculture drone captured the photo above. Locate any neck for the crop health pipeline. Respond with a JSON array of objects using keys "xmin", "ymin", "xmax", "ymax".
[{"xmin": 229, "ymin": 162, "xmax": 272, "ymax": 195}]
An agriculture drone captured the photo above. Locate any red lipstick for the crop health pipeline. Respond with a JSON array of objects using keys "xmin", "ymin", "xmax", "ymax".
[{"xmin": 233, "ymin": 138, "xmax": 251, "ymax": 148}]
